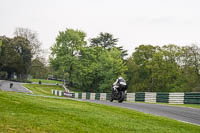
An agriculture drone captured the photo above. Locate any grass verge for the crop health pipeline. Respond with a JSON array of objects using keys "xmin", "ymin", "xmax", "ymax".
[
  {"xmin": 0, "ymin": 91, "xmax": 200, "ymax": 133},
  {"xmin": 31, "ymin": 79, "xmax": 63, "ymax": 84},
  {"xmin": 133, "ymin": 101, "xmax": 200, "ymax": 109},
  {"xmin": 157, "ymin": 102, "xmax": 200, "ymax": 109},
  {"xmin": 23, "ymin": 84, "xmax": 64, "ymax": 95}
]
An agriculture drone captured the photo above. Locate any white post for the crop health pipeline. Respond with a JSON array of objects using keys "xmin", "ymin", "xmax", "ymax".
[
  {"xmin": 145, "ymin": 92, "xmax": 156, "ymax": 103},
  {"xmin": 90, "ymin": 93, "xmax": 96, "ymax": 100},
  {"xmin": 75, "ymin": 93, "xmax": 78, "ymax": 99},
  {"xmin": 82, "ymin": 93, "xmax": 86, "ymax": 99},
  {"xmin": 100, "ymin": 93, "xmax": 107, "ymax": 100},
  {"xmin": 169, "ymin": 93, "xmax": 184, "ymax": 104},
  {"xmin": 126, "ymin": 93, "xmax": 135, "ymax": 102}
]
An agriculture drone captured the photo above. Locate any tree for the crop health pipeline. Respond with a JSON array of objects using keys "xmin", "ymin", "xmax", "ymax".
[
  {"xmin": 180, "ymin": 45, "xmax": 200, "ymax": 91},
  {"xmin": 0, "ymin": 39, "xmax": 3, "ymax": 69},
  {"xmin": 74, "ymin": 46, "xmax": 103, "ymax": 91},
  {"xmin": 0, "ymin": 39, "xmax": 2, "ymax": 54},
  {"xmin": 0, "ymin": 36, "xmax": 16, "ymax": 78},
  {"xmin": 90, "ymin": 32, "xmax": 118, "ymax": 49},
  {"xmin": 182, "ymin": 45, "xmax": 200, "ymax": 77},
  {"xmin": 14, "ymin": 27, "xmax": 42, "ymax": 58},
  {"xmin": 74, "ymin": 47, "xmax": 127, "ymax": 92},
  {"xmin": 0, "ymin": 36, "xmax": 32, "ymax": 79},
  {"xmin": 90, "ymin": 32, "xmax": 128, "ymax": 59},
  {"xmin": 97, "ymin": 48, "xmax": 127, "ymax": 92},
  {"xmin": 127, "ymin": 44, "xmax": 200, "ymax": 92},
  {"xmin": 50, "ymin": 29, "xmax": 127, "ymax": 92},
  {"xmin": 12, "ymin": 36, "xmax": 32, "ymax": 78},
  {"xmin": 129, "ymin": 45, "xmax": 158, "ymax": 92},
  {"xmin": 30, "ymin": 57, "xmax": 49, "ymax": 79},
  {"xmin": 50, "ymin": 28, "xmax": 87, "ymax": 86},
  {"xmin": 117, "ymin": 46, "xmax": 128, "ymax": 59}
]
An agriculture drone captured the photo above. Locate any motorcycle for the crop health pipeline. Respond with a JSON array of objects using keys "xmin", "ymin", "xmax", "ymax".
[{"xmin": 110, "ymin": 85, "xmax": 126, "ymax": 103}]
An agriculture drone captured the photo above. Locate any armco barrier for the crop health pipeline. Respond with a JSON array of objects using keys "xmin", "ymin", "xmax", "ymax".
[
  {"xmin": 52, "ymin": 90, "xmax": 136, "ymax": 102},
  {"xmin": 51, "ymin": 90, "xmax": 200, "ymax": 104},
  {"xmin": 90, "ymin": 93, "xmax": 96, "ymax": 100},
  {"xmin": 145, "ymin": 92, "xmax": 156, "ymax": 103},
  {"xmin": 184, "ymin": 92, "xmax": 200, "ymax": 104},
  {"xmin": 86, "ymin": 92, "xmax": 90, "ymax": 100},
  {"xmin": 78, "ymin": 93, "xmax": 82, "ymax": 99},
  {"xmin": 106, "ymin": 93, "xmax": 112, "ymax": 100},
  {"xmin": 169, "ymin": 93, "xmax": 184, "ymax": 104},
  {"xmin": 126, "ymin": 93, "xmax": 135, "ymax": 101},
  {"xmin": 135, "ymin": 92, "xmax": 145, "ymax": 102},
  {"xmin": 156, "ymin": 92, "xmax": 169, "ymax": 103},
  {"xmin": 100, "ymin": 93, "xmax": 107, "ymax": 100},
  {"xmin": 95, "ymin": 93, "xmax": 100, "ymax": 100},
  {"xmin": 82, "ymin": 93, "xmax": 86, "ymax": 99},
  {"xmin": 75, "ymin": 93, "xmax": 78, "ymax": 98}
]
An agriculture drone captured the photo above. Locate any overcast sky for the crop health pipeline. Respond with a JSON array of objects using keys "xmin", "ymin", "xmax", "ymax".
[{"xmin": 1, "ymin": 0, "xmax": 200, "ymax": 56}]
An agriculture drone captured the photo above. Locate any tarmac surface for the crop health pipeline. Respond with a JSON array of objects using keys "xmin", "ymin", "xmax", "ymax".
[
  {"xmin": 82, "ymin": 99, "xmax": 200, "ymax": 126},
  {"xmin": 0, "ymin": 80, "xmax": 32, "ymax": 93}
]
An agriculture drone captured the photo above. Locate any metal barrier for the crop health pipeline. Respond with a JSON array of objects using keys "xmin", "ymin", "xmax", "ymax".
[{"xmin": 52, "ymin": 90, "xmax": 200, "ymax": 104}]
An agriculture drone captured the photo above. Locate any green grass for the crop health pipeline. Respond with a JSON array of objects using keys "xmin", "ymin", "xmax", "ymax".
[
  {"xmin": 133, "ymin": 101, "xmax": 200, "ymax": 109},
  {"xmin": 23, "ymin": 84, "xmax": 64, "ymax": 95},
  {"xmin": 67, "ymin": 86, "xmax": 83, "ymax": 93},
  {"xmin": 0, "ymin": 91, "xmax": 200, "ymax": 133},
  {"xmin": 157, "ymin": 102, "xmax": 200, "ymax": 109},
  {"xmin": 180, "ymin": 104, "xmax": 200, "ymax": 108},
  {"xmin": 31, "ymin": 79, "xmax": 63, "ymax": 84}
]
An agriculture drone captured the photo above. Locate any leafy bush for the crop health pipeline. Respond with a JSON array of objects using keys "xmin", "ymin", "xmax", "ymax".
[
  {"xmin": 9, "ymin": 79, "xmax": 32, "ymax": 83},
  {"xmin": 0, "ymin": 71, "xmax": 8, "ymax": 79}
]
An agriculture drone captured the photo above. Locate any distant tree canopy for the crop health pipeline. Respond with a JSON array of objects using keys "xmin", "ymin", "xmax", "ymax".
[
  {"xmin": 50, "ymin": 28, "xmax": 200, "ymax": 93},
  {"xmin": 14, "ymin": 27, "xmax": 42, "ymax": 58},
  {"xmin": 30, "ymin": 57, "xmax": 49, "ymax": 79},
  {"xmin": 90, "ymin": 32, "xmax": 128, "ymax": 59},
  {"xmin": 127, "ymin": 44, "xmax": 200, "ymax": 92},
  {"xmin": 0, "ymin": 28, "xmax": 45, "ymax": 80},
  {"xmin": 50, "ymin": 29, "xmax": 127, "ymax": 92},
  {"xmin": 0, "ymin": 36, "xmax": 32, "ymax": 79},
  {"xmin": 1, "ymin": 27, "xmax": 200, "ymax": 92},
  {"xmin": 90, "ymin": 32, "xmax": 118, "ymax": 49}
]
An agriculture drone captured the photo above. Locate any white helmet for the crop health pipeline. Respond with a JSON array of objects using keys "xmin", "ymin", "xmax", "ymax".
[{"xmin": 118, "ymin": 76, "xmax": 123, "ymax": 80}]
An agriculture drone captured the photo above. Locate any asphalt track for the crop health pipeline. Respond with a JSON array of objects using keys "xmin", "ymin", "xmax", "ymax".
[
  {"xmin": 0, "ymin": 80, "xmax": 200, "ymax": 126},
  {"xmin": 0, "ymin": 80, "xmax": 32, "ymax": 93},
  {"xmin": 83, "ymin": 100, "xmax": 200, "ymax": 126}
]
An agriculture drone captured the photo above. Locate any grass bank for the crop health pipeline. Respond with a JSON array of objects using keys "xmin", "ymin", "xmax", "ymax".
[
  {"xmin": 158, "ymin": 102, "xmax": 200, "ymax": 109},
  {"xmin": 0, "ymin": 91, "xmax": 200, "ymax": 133},
  {"xmin": 133, "ymin": 101, "xmax": 200, "ymax": 109},
  {"xmin": 179, "ymin": 104, "xmax": 200, "ymax": 109},
  {"xmin": 31, "ymin": 79, "xmax": 63, "ymax": 84},
  {"xmin": 23, "ymin": 84, "xmax": 64, "ymax": 95}
]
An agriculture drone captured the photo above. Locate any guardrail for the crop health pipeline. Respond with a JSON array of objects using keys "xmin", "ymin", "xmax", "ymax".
[{"xmin": 52, "ymin": 90, "xmax": 200, "ymax": 104}]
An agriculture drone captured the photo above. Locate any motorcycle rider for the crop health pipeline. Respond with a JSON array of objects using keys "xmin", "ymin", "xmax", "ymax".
[{"xmin": 112, "ymin": 76, "xmax": 127, "ymax": 93}]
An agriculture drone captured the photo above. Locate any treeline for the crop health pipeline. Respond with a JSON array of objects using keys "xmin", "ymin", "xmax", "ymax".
[
  {"xmin": 50, "ymin": 29, "xmax": 127, "ymax": 92},
  {"xmin": 127, "ymin": 45, "xmax": 200, "ymax": 92},
  {"xmin": 0, "ymin": 28, "xmax": 48, "ymax": 80},
  {"xmin": 0, "ymin": 36, "xmax": 32, "ymax": 79},
  {"xmin": 1, "ymin": 27, "xmax": 199, "ymax": 92},
  {"xmin": 50, "ymin": 28, "xmax": 200, "ymax": 92}
]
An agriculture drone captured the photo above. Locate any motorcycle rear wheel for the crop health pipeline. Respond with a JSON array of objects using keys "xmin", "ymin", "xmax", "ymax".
[
  {"xmin": 118, "ymin": 91, "xmax": 125, "ymax": 103},
  {"xmin": 110, "ymin": 96, "xmax": 114, "ymax": 102}
]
